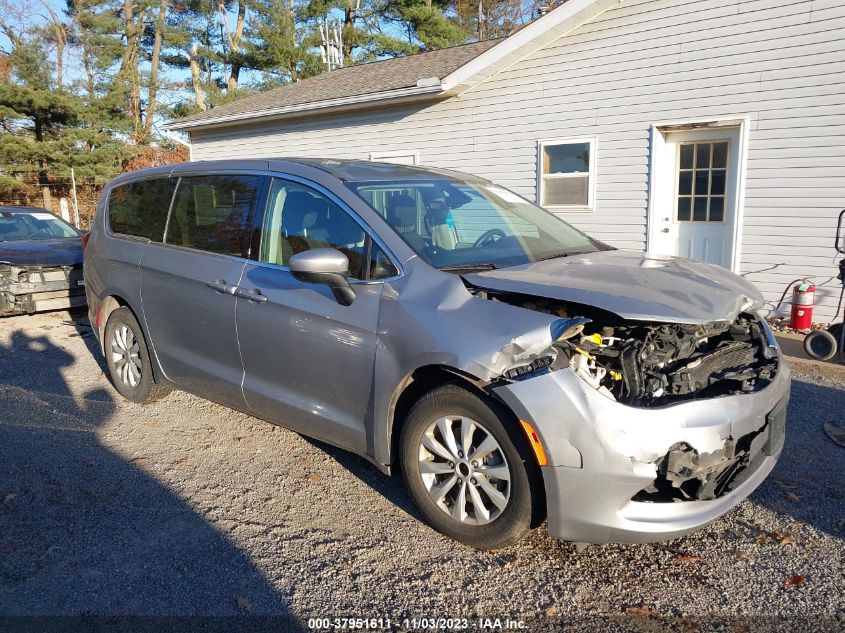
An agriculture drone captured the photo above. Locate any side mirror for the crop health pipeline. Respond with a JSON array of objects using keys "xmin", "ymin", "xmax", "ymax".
[{"xmin": 289, "ymin": 248, "xmax": 356, "ymax": 306}]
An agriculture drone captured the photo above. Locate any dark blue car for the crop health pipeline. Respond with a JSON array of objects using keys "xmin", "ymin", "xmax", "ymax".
[{"xmin": 0, "ymin": 207, "xmax": 86, "ymax": 316}]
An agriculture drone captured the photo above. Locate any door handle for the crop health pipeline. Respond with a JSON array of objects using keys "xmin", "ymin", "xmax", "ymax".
[
  {"xmin": 661, "ymin": 228, "xmax": 670, "ymax": 233},
  {"xmin": 234, "ymin": 287, "xmax": 268, "ymax": 303},
  {"xmin": 207, "ymin": 279, "xmax": 237, "ymax": 294}
]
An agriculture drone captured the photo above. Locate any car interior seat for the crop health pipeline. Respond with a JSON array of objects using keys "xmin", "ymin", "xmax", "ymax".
[
  {"xmin": 279, "ymin": 190, "xmax": 325, "ymax": 262},
  {"xmin": 386, "ymin": 194, "xmax": 428, "ymax": 254}
]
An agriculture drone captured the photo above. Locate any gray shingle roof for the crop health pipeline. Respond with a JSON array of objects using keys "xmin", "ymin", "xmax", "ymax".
[{"xmin": 171, "ymin": 39, "xmax": 502, "ymax": 128}]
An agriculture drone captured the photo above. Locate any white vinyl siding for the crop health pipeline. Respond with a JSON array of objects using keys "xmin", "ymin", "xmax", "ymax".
[{"xmin": 190, "ymin": 0, "xmax": 845, "ymax": 320}]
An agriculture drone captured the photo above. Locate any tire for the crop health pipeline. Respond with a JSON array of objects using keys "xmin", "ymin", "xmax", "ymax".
[
  {"xmin": 104, "ymin": 306, "xmax": 169, "ymax": 403},
  {"xmin": 804, "ymin": 329, "xmax": 838, "ymax": 362},
  {"xmin": 399, "ymin": 384, "xmax": 543, "ymax": 550}
]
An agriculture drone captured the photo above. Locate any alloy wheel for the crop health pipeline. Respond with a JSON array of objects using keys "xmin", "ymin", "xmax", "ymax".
[
  {"xmin": 417, "ymin": 416, "xmax": 511, "ymax": 525},
  {"xmin": 110, "ymin": 324, "xmax": 142, "ymax": 388}
]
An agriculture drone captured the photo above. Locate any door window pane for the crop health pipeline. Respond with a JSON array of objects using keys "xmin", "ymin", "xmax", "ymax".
[
  {"xmin": 693, "ymin": 197, "xmax": 707, "ymax": 222},
  {"xmin": 710, "ymin": 197, "xmax": 725, "ymax": 222},
  {"xmin": 260, "ymin": 179, "xmax": 369, "ymax": 280},
  {"xmin": 108, "ymin": 178, "xmax": 176, "ymax": 241},
  {"xmin": 679, "ymin": 144, "xmax": 694, "ymax": 170},
  {"xmin": 710, "ymin": 169, "xmax": 726, "ymax": 196},
  {"xmin": 712, "ymin": 142, "xmax": 728, "ymax": 168},
  {"xmin": 695, "ymin": 143, "xmax": 711, "ymax": 168},
  {"xmin": 694, "ymin": 170, "xmax": 709, "ymax": 196},
  {"xmin": 677, "ymin": 197, "xmax": 691, "ymax": 222},
  {"xmin": 369, "ymin": 243, "xmax": 399, "ymax": 279},
  {"xmin": 676, "ymin": 141, "xmax": 729, "ymax": 223},
  {"xmin": 166, "ymin": 175, "xmax": 260, "ymax": 257}
]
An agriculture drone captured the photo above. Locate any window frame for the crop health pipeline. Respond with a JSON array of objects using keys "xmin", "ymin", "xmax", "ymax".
[
  {"xmin": 105, "ymin": 175, "xmax": 179, "ymax": 243},
  {"xmin": 536, "ymin": 137, "xmax": 597, "ymax": 212},
  {"xmin": 250, "ymin": 174, "xmax": 403, "ymax": 284},
  {"xmin": 161, "ymin": 172, "xmax": 269, "ymax": 259}
]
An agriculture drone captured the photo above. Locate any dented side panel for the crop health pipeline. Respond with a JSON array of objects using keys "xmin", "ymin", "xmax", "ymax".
[{"xmin": 371, "ymin": 264, "xmax": 566, "ymax": 464}]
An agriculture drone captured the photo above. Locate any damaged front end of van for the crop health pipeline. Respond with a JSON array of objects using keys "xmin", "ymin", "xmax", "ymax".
[{"xmin": 396, "ymin": 251, "xmax": 791, "ymax": 544}]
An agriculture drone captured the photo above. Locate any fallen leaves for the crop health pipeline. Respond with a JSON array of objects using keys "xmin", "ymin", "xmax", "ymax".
[
  {"xmin": 753, "ymin": 532, "xmax": 797, "ymax": 546},
  {"xmin": 784, "ymin": 575, "xmax": 806, "ymax": 588},
  {"xmin": 784, "ymin": 492, "xmax": 801, "ymax": 502},
  {"xmin": 675, "ymin": 554, "xmax": 703, "ymax": 563},
  {"xmin": 3, "ymin": 493, "xmax": 16, "ymax": 504},
  {"xmin": 625, "ymin": 605, "xmax": 659, "ymax": 618},
  {"xmin": 775, "ymin": 480, "xmax": 799, "ymax": 489},
  {"xmin": 544, "ymin": 604, "xmax": 557, "ymax": 618},
  {"xmin": 236, "ymin": 596, "xmax": 254, "ymax": 612},
  {"xmin": 771, "ymin": 533, "xmax": 796, "ymax": 546}
]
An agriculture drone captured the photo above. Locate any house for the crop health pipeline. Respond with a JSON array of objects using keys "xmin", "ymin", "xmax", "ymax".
[{"xmin": 166, "ymin": 0, "xmax": 845, "ymax": 321}]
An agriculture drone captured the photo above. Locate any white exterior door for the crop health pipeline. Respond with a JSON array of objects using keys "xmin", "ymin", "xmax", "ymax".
[{"xmin": 649, "ymin": 126, "xmax": 742, "ymax": 270}]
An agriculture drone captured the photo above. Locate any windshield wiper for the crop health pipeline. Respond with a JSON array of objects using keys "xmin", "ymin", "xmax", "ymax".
[{"xmin": 439, "ymin": 263, "xmax": 499, "ymax": 272}]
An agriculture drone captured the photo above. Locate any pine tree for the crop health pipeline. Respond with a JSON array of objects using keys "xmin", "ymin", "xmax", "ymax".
[{"xmin": 0, "ymin": 32, "xmax": 130, "ymax": 205}]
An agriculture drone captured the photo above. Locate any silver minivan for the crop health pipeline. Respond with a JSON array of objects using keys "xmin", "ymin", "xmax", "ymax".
[{"xmin": 85, "ymin": 159, "xmax": 790, "ymax": 549}]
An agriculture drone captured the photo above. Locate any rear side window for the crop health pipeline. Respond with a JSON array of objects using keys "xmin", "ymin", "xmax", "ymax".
[
  {"xmin": 108, "ymin": 178, "xmax": 176, "ymax": 241},
  {"xmin": 166, "ymin": 175, "xmax": 261, "ymax": 257}
]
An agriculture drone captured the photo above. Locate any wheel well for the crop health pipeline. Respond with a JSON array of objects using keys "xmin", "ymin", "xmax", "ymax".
[
  {"xmin": 387, "ymin": 365, "xmax": 547, "ymax": 528},
  {"xmin": 388, "ymin": 365, "xmax": 507, "ymax": 471},
  {"xmin": 97, "ymin": 296, "xmax": 143, "ymax": 353}
]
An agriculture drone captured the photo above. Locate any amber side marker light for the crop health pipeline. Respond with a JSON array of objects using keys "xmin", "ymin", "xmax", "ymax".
[{"xmin": 520, "ymin": 420, "xmax": 548, "ymax": 467}]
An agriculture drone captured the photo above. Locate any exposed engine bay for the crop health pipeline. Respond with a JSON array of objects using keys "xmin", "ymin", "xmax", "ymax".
[{"xmin": 470, "ymin": 288, "xmax": 779, "ymax": 408}]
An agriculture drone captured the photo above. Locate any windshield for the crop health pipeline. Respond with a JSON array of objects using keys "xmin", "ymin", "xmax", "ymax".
[
  {"xmin": 348, "ymin": 179, "xmax": 604, "ymax": 270},
  {"xmin": 0, "ymin": 211, "xmax": 80, "ymax": 241}
]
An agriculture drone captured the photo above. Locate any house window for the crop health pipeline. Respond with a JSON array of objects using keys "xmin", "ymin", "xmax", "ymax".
[
  {"xmin": 537, "ymin": 138, "xmax": 595, "ymax": 209},
  {"xmin": 676, "ymin": 141, "xmax": 728, "ymax": 222}
]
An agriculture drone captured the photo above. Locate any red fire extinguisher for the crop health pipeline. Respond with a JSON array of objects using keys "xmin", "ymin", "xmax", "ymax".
[{"xmin": 790, "ymin": 282, "xmax": 815, "ymax": 330}]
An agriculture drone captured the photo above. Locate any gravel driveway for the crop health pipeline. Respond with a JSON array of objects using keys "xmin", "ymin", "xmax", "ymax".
[{"xmin": 0, "ymin": 310, "xmax": 843, "ymax": 631}]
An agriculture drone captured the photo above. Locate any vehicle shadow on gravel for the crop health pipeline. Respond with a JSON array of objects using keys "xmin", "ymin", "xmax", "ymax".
[
  {"xmin": 301, "ymin": 437, "xmax": 426, "ymax": 524},
  {"xmin": 750, "ymin": 377, "xmax": 845, "ymax": 540},
  {"xmin": 0, "ymin": 330, "xmax": 300, "ymax": 627}
]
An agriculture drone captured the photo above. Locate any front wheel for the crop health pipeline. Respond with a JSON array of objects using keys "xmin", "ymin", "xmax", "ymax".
[{"xmin": 400, "ymin": 384, "xmax": 542, "ymax": 549}]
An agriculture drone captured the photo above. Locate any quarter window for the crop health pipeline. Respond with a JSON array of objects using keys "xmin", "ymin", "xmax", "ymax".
[
  {"xmin": 108, "ymin": 178, "xmax": 176, "ymax": 241},
  {"xmin": 537, "ymin": 139, "xmax": 595, "ymax": 209},
  {"xmin": 676, "ymin": 141, "xmax": 728, "ymax": 222},
  {"xmin": 165, "ymin": 175, "xmax": 260, "ymax": 257},
  {"xmin": 259, "ymin": 178, "xmax": 395, "ymax": 280}
]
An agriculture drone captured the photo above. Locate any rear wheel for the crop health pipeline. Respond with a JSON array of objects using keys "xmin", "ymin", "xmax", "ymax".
[
  {"xmin": 400, "ymin": 384, "xmax": 541, "ymax": 549},
  {"xmin": 104, "ymin": 307, "xmax": 168, "ymax": 403}
]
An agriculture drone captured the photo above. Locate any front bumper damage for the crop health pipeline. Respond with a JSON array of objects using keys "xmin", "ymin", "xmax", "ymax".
[
  {"xmin": 0, "ymin": 264, "xmax": 86, "ymax": 316},
  {"xmin": 494, "ymin": 359, "xmax": 791, "ymax": 544}
]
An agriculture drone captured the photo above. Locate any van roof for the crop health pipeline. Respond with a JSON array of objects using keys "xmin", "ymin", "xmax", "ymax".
[{"xmin": 107, "ymin": 158, "xmax": 488, "ymax": 186}]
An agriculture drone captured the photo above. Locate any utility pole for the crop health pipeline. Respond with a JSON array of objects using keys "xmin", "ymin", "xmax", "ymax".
[{"xmin": 319, "ymin": 16, "xmax": 343, "ymax": 72}]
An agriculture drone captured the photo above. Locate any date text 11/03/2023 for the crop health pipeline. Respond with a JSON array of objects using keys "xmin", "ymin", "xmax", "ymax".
[{"xmin": 306, "ymin": 617, "xmax": 527, "ymax": 630}]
